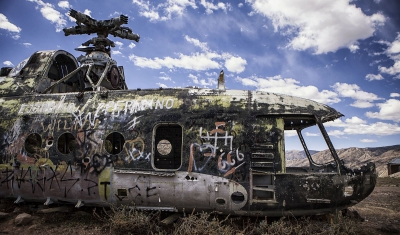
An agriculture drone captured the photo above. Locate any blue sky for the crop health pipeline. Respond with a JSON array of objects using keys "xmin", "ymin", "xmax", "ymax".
[{"xmin": 0, "ymin": 0, "xmax": 399, "ymax": 151}]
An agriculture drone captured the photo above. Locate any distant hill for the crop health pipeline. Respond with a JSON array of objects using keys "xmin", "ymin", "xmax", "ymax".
[
  {"xmin": 286, "ymin": 145, "xmax": 400, "ymax": 177},
  {"xmin": 285, "ymin": 150, "xmax": 319, "ymax": 160}
]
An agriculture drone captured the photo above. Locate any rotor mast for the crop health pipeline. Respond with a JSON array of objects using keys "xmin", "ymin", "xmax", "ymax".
[
  {"xmin": 63, "ymin": 9, "xmax": 139, "ymax": 52},
  {"xmin": 60, "ymin": 9, "xmax": 140, "ymax": 91}
]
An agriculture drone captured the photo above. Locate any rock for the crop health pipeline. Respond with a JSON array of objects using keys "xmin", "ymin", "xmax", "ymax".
[
  {"xmin": 13, "ymin": 207, "xmax": 22, "ymax": 214},
  {"xmin": 342, "ymin": 208, "xmax": 364, "ymax": 222},
  {"xmin": 37, "ymin": 206, "xmax": 71, "ymax": 214},
  {"xmin": 160, "ymin": 213, "xmax": 181, "ymax": 226},
  {"xmin": 14, "ymin": 212, "xmax": 33, "ymax": 226},
  {"xmin": 28, "ymin": 224, "xmax": 38, "ymax": 231},
  {"xmin": 0, "ymin": 211, "xmax": 9, "ymax": 219}
]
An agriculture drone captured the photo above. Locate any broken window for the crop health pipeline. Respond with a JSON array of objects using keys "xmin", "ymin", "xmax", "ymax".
[
  {"xmin": 25, "ymin": 133, "xmax": 42, "ymax": 154},
  {"xmin": 284, "ymin": 116, "xmax": 339, "ymax": 172},
  {"xmin": 153, "ymin": 124, "xmax": 182, "ymax": 170},
  {"xmin": 47, "ymin": 54, "xmax": 78, "ymax": 80},
  {"xmin": 57, "ymin": 133, "xmax": 76, "ymax": 154},
  {"xmin": 105, "ymin": 132, "xmax": 125, "ymax": 155},
  {"xmin": 46, "ymin": 53, "xmax": 80, "ymax": 93}
]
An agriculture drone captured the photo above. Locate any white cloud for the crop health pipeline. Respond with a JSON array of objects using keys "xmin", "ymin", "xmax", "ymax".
[
  {"xmin": 328, "ymin": 129, "xmax": 346, "ymax": 138},
  {"xmin": 159, "ymin": 72, "xmax": 171, "ymax": 81},
  {"xmin": 365, "ymin": 73, "xmax": 384, "ymax": 81},
  {"xmin": 366, "ymin": 99, "xmax": 400, "ymax": 122},
  {"xmin": 129, "ymin": 35, "xmax": 246, "ymax": 73},
  {"xmin": 344, "ymin": 122, "xmax": 400, "ymax": 136},
  {"xmin": 348, "ymin": 44, "xmax": 360, "ymax": 53},
  {"xmin": 200, "ymin": 0, "xmax": 231, "ymax": 14},
  {"xmin": 112, "ymin": 50, "xmax": 122, "ymax": 55},
  {"xmin": 248, "ymin": 0, "xmax": 385, "ymax": 54},
  {"xmin": 391, "ymin": 93, "xmax": 400, "ymax": 98},
  {"xmin": 129, "ymin": 52, "xmax": 220, "ymax": 71},
  {"xmin": 187, "ymin": 73, "xmax": 216, "ymax": 87},
  {"xmin": 198, "ymin": 78, "xmax": 217, "ymax": 87},
  {"xmin": 325, "ymin": 116, "xmax": 366, "ymax": 128},
  {"xmin": 332, "ymin": 82, "xmax": 383, "ymax": 108},
  {"xmin": 57, "ymin": 1, "xmax": 70, "ymax": 9},
  {"xmin": 132, "ymin": 0, "xmax": 197, "ymax": 22},
  {"xmin": 224, "ymin": 56, "xmax": 247, "ymax": 73},
  {"xmin": 386, "ymin": 34, "xmax": 400, "ymax": 54},
  {"xmin": 23, "ymin": 43, "xmax": 32, "ymax": 47},
  {"xmin": 28, "ymin": 0, "xmax": 67, "ymax": 32},
  {"xmin": 156, "ymin": 83, "xmax": 168, "ymax": 88},
  {"xmin": 205, "ymin": 71, "xmax": 218, "ymax": 77},
  {"xmin": 237, "ymin": 75, "xmax": 340, "ymax": 104},
  {"xmin": 284, "ymin": 130, "xmax": 297, "ymax": 137},
  {"xmin": 188, "ymin": 74, "xmax": 199, "ymax": 84},
  {"xmin": 83, "ymin": 9, "xmax": 91, "ymax": 17},
  {"xmin": 0, "ymin": 13, "xmax": 21, "ymax": 39},
  {"xmin": 305, "ymin": 132, "xmax": 319, "ymax": 137},
  {"xmin": 379, "ymin": 61, "xmax": 400, "ymax": 78},
  {"xmin": 325, "ymin": 117, "xmax": 400, "ymax": 136},
  {"xmin": 379, "ymin": 34, "xmax": 400, "ymax": 79},
  {"xmin": 115, "ymin": 41, "xmax": 123, "ymax": 49},
  {"xmin": 0, "ymin": 14, "xmax": 21, "ymax": 33},
  {"xmin": 346, "ymin": 116, "xmax": 367, "ymax": 124},
  {"xmin": 360, "ymin": 139, "xmax": 377, "ymax": 143},
  {"xmin": 3, "ymin": 61, "xmax": 14, "ymax": 67},
  {"xmin": 109, "ymin": 12, "xmax": 121, "ymax": 18},
  {"xmin": 185, "ymin": 35, "xmax": 209, "ymax": 51},
  {"xmin": 129, "ymin": 42, "xmax": 136, "ymax": 49}
]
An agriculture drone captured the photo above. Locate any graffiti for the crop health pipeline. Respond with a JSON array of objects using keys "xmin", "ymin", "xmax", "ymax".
[
  {"xmin": 125, "ymin": 115, "xmax": 142, "ymax": 131},
  {"xmin": 18, "ymin": 97, "xmax": 175, "ymax": 116},
  {"xmin": 0, "ymin": 164, "xmax": 102, "ymax": 200},
  {"xmin": 18, "ymin": 96, "xmax": 77, "ymax": 115},
  {"xmin": 100, "ymin": 181, "xmax": 110, "ymax": 200},
  {"xmin": 75, "ymin": 129, "xmax": 109, "ymax": 173},
  {"xmin": 86, "ymin": 154, "xmax": 116, "ymax": 174},
  {"xmin": 123, "ymin": 137, "xmax": 150, "ymax": 163},
  {"xmin": 188, "ymin": 122, "xmax": 245, "ymax": 177},
  {"xmin": 0, "ymin": 119, "xmax": 24, "ymax": 163},
  {"xmin": 0, "ymin": 167, "xmax": 14, "ymax": 189}
]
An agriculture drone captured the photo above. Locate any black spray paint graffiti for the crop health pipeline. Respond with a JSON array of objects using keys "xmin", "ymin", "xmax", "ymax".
[
  {"xmin": 0, "ymin": 164, "xmax": 101, "ymax": 199},
  {"xmin": 188, "ymin": 122, "xmax": 245, "ymax": 177}
]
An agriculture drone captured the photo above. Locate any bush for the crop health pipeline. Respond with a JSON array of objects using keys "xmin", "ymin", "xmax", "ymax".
[
  {"xmin": 173, "ymin": 211, "xmax": 237, "ymax": 235},
  {"xmin": 95, "ymin": 205, "xmax": 163, "ymax": 235}
]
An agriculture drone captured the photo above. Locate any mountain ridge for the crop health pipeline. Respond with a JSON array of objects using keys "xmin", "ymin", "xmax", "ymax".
[{"xmin": 286, "ymin": 144, "xmax": 400, "ymax": 177}]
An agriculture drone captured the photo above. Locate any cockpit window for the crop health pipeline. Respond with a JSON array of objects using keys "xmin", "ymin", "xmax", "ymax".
[{"xmin": 8, "ymin": 58, "xmax": 29, "ymax": 77}]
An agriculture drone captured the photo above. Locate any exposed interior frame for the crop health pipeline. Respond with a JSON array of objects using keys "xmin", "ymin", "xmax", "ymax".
[{"xmin": 282, "ymin": 115, "xmax": 342, "ymax": 174}]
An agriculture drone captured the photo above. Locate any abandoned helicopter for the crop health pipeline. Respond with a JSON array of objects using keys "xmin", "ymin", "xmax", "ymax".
[{"xmin": 0, "ymin": 9, "xmax": 376, "ymax": 217}]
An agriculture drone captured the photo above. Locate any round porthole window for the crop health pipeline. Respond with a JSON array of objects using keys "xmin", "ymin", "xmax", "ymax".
[
  {"xmin": 157, "ymin": 139, "xmax": 172, "ymax": 156},
  {"xmin": 25, "ymin": 133, "xmax": 42, "ymax": 154},
  {"xmin": 57, "ymin": 133, "xmax": 76, "ymax": 154},
  {"xmin": 105, "ymin": 132, "xmax": 125, "ymax": 154},
  {"xmin": 231, "ymin": 191, "xmax": 245, "ymax": 204}
]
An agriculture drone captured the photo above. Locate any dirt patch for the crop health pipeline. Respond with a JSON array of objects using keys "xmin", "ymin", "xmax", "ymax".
[
  {"xmin": 350, "ymin": 178, "xmax": 400, "ymax": 234},
  {"xmin": 0, "ymin": 177, "xmax": 399, "ymax": 235}
]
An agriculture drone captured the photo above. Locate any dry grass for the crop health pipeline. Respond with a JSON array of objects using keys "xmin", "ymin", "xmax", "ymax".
[
  {"xmin": 173, "ymin": 211, "xmax": 237, "ymax": 235},
  {"xmin": 92, "ymin": 206, "xmax": 361, "ymax": 235},
  {"xmin": 94, "ymin": 205, "xmax": 164, "ymax": 235}
]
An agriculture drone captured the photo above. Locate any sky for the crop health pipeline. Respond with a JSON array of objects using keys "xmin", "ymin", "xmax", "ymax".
[{"xmin": 0, "ymin": 0, "xmax": 400, "ymax": 151}]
